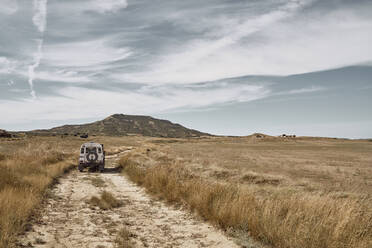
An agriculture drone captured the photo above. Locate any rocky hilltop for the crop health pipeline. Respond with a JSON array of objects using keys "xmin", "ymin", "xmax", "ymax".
[
  {"xmin": 31, "ymin": 114, "xmax": 210, "ymax": 138},
  {"xmin": 0, "ymin": 129, "xmax": 12, "ymax": 138}
]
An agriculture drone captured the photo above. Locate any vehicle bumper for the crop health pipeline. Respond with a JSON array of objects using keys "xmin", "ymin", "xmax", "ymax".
[{"xmin": 79, "ymin": 162, "xmax": 102, "ymax": 168}]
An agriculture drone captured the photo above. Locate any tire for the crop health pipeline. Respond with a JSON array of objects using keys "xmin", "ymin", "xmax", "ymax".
[
  {"xmin": 86, "ymin": 152, "xmax": 98, "ymax": 163},
  {"xmin": 78, "ymin": 164, "xmax": 84, "ymax": 172},
  {"xmin": 99, "ymin": 164, "xmax": 104, "ymax": 173}
]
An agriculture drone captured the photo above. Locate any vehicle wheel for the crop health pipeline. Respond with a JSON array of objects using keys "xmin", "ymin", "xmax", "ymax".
[
  {"xmin": 78, "ymin": 164, "xmax": 84, "ymax": 172},
  {"xmin": 99, "ymin": 164, "xmax": 104, "ymax": 173}
]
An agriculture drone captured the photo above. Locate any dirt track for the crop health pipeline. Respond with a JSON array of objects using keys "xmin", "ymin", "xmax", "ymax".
[{"xmin": 18, "ymin": 152, "xmax": 239, "ymax": 248}]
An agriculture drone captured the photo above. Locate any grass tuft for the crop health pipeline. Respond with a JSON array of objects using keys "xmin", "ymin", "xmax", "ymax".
[
  {"xmin": 88, "ymin": 191, "xmax": 122, "ymax": 210},
  {"xmin": 115, "ymin": 227, "xmax": 135, "ymax": 248},
  {"xmin": 0, "ymin": 153, "xmax": 6, "ymax": 161}
]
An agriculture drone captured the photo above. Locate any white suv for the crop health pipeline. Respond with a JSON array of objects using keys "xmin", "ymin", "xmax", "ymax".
[{"xmin": 78, "ymin": 142, "xmax": 105, "ymax": 172}]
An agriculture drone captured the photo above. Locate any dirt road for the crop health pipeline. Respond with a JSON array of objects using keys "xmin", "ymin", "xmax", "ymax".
[{"xmin": 18, "ymin": 152, "xmax": 239, "ymax": 248}]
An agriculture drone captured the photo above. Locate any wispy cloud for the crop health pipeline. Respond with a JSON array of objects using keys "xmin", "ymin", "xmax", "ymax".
[
  {"xmin": 0, "ymin": 82, "xmax": 270, "ymax": 123},
  {"xmin": 115, "ymin": 0, "xmax": 372, "ymax": 84},
  {"xmin": 116, "ymin": 0, "xmax": 314, "ymax": 84},
  {"xmin": 34, "ymin": 70, "xmax": 92, "ymax": 83},
  {"xmin": 28, "ymin": 39, "xmax": 43, "ymax": 99},
  {"xmin": 278, "ymin": 86, "xmax": 326, "ymax": 95},
  {"xmin": 0, "ymin": 0, "xmax": 18, "ymax": 15},
  {"xmin": 0, "ymin": 57, "xmax": 16, "ymax": 74},
  {"xmin": 32, "ymin": 0, "xmax": 48, "ymax": 32},
  {"xmin": 42, "ymin": 38, "xmax": 131, "ymax": 68},
  {"xmin": 51, "ymin": 0, "xmax": 128, "ymax": 15},
  {"xmin": 28, "ymin": 0, "xmax": 48, "ymax": 99},
  {"xmin": 91, "ymin": 0, "xmax": 128, "ymax": 13}
]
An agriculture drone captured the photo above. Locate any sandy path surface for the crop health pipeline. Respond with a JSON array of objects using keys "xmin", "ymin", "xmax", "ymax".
[{"xmin": 18, "ymin": 152, "xmax": 239, "ymax": 248}]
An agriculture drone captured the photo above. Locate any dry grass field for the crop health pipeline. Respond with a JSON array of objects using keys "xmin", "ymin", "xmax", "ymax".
[
  {"xmin": 120, "ymin": 135, "xmax": 372, "ymax": 248},
  {"xmin": 0, "ymin": 135, "xmax": 140, "ymax": 248},
  {"xmin": 1, "ymin": 134, "xmax": 371, "ymax": 248}
]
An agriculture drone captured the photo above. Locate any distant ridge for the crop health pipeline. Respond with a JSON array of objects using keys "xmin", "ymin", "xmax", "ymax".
[{"xmin": 30, "ymin": 114, "xmax": 210, "ymax": 138}]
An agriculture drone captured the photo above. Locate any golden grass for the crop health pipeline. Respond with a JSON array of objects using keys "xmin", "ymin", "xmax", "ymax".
[
  {"xmin": 2, "ymin": 134, "xmax": 370, "ymax": 247},
  {"xmin": 0, "ymin": 135, "xmax": 139, "ymax": 248},
  {"xmin": 115, "ymin": 227, "xmax": 135, "ymax": 248},
  {"xmin": 0, "ymin": 142, "xmax": 73, "ymax": 248},
  {"xmin": 106, "ymin": 146, "xmax": 132, "ymax": 156},
  {"xmin": 162, "ymin": 136, "xmax": 372, "ymax": 195},
  {"xmin": 120, "ymin": 138, "xmax": 372, "ymax": 248},
  {"xmin": 88, "ymin": 191, "xmax": 122, "ymax": 210}
]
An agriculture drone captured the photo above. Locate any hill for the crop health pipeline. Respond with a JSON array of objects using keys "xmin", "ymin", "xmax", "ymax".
[{"xmin": 30, "ymin": 114, "xmax": 210, "ymax": 138}]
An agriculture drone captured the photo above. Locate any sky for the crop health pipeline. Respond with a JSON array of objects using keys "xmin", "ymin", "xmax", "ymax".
[{"xmin": 0, "ymin": 0, "xmax": 372, "ymax": 138}]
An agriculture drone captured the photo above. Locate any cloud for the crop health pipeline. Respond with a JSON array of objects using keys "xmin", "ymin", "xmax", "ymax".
[
  {"xmin": 114, "ymin": 0, "xmax": 313, "ymax": 84},
  {"xmin": 0, "ymin": 0, "xmax": 18, "ymax": 15},
  {"xmin": 32, "ymin": 0, "xmax": 48, "ymax": 33},
  {"xmin": 28, "ymin": 39, "xmax": 43, "ymax": 99},
  {"xmin": 91, "ymin": 0, "xmax": 128, "ymax": 13},
  {"xmin": 45, "ymin": 0, "xmax": 128, "ymax": 17},
  {"xmin": 0, "ymin": 78, "xmax": 334, "ymax": 127},
  {"xmin": 0, "ymin": 82, "xmax": 270, "ymax": 124},
  {"xmin": 282, "ymin": 86, "xmax": 325, "ymax": 95},
  {"xmin": 138, "ymin": 83, "xmax": 270, "ymax": 110},
  {"xmin": 0, "ymin": 57, "xmax": 16, "ymax": 74},
  {"xmin": 42, "ymin": 38, "xmax": 131, "ymax": 68},
  {"xmin": 27, "ymin": 0, "xmax": 48, "ymax": 99},
  {"xmin": 114, "ymin": 0, "xmax": 372, "ymax": 84},
  {"xmin": 33, "ymin": 70, "xmax": 92, "ymax": 83}
]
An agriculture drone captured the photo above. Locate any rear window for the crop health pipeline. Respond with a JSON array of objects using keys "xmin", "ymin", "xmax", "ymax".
[
  {"xmin": 86, "ymin": 147, "xmax": 97, "ymax": 153},
  {"xmin": 98, "ymin": 147, "xmax": 102, "ymax": 153},
  {"xmin": 81, "ymin": 148, "xmax": 84, "ymax": 154}
]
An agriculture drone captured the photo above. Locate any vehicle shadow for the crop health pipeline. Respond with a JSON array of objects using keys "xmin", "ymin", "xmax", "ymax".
[{"xmin": 102, "ymin": 166, "xmax": 123, "ymax": 174}]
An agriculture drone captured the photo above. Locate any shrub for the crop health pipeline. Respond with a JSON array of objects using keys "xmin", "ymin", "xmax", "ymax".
[{"xmin": 88, "ymin": 191, "xmax": 122, "ymax": 210}]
